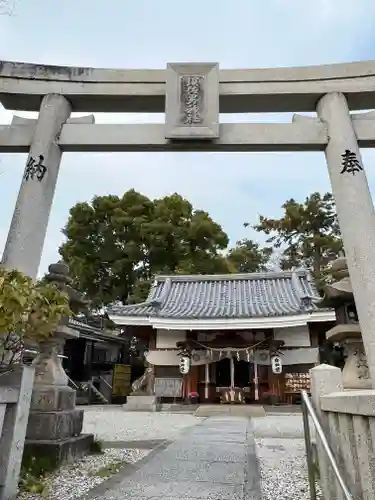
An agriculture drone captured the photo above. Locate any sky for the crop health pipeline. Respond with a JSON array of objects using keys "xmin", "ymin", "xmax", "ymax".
[{"xmin": 1, "ymin": 0, "xmax": 375, "ymax": 277}]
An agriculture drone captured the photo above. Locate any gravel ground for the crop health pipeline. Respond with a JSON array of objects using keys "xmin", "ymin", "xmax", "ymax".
[
  {"xmin": 17, "ymin": 409, "xmax": 321, "ymax": 499},
  {"xmin": 82, "ymin": 407, "xmax": 203, "ymax": 441},
  {"xmin": 17, "ymin": 409, "xmax": 202, "ymax": 500},
  {"xmin": 17, "ymin": 448, "xmax": 149, "ymax": 500},
  {"xmin": 254, "ymin": 414, "xmax": 321, "ymax": 500},
  {"xmin": 251, "ymin": 414, "xmax": 314, "ymax": 439}
]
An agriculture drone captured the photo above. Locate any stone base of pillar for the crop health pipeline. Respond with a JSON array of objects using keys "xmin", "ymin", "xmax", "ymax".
[
  {"xmin": 25, "ymin": 383, "xmax": 94, "ymax": 467},
  {"xmin": 23, "ymin": 434, "xmax": 94, "ymax": 469},
  {"xmin": 123, "ymin": 395, "xmax": 158, "ymax": 412},
  {"xmin": 30, "ymin": 385, "xmax": 77, "ymax": 411},
  {"xmin": 26, "ymin": 408, "xmax": 84, "ymax": 440}
]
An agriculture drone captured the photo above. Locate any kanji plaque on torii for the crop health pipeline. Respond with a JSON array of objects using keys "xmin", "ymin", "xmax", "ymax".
[{"xmin": 165, "ymin": 62, "xmax": 219, "ymax": 139}]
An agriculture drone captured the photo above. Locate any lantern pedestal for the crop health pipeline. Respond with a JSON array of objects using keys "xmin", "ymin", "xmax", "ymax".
[
  {"xmin": 23, "ymin": 262, "xmax": 94, "ymax": 467},
  {"xmin": 316, "ymin": 256, "xmax": 371, "ymax": 389}
]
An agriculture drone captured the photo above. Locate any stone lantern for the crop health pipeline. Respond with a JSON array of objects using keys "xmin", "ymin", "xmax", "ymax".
[
  {"xmin": 31, "ymin": 261, "xmax": 87, "ymax": 387},
  {"xmin": 24, "ymin": 261, "xmax": 93, "ymax": 465},
  {"xmin": 316, "ymin": 256, "xmax": 371, "ymax": 389}
]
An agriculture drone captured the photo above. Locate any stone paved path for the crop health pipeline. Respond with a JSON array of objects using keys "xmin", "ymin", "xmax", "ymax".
[{"xmin": 88, "ymin": 416, "xmax": 261, "ymax": 499}]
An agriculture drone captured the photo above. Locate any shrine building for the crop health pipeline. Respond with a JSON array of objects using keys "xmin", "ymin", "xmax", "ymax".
[{"xmin": 107, "ymin": 270, "xmax": 335, "ymax": 404}]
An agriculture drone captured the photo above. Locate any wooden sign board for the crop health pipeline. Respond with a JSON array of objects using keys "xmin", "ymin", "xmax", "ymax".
[
  {"xmin": 112, "ymin": 364, "xmax": 131, "ymax": 397},
  {"xmin": 154, "ymin": 377, "xmax": 182, "ymax": 398}
]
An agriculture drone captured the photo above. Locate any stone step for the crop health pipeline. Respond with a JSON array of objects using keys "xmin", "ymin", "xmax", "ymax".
[
  {"xmin": 195, "ymin": 404, "xmax": 266, "ymax": 417},
  {"xmin": 159, "ymin": 403, "xmax": 199, "ymax": 413}
]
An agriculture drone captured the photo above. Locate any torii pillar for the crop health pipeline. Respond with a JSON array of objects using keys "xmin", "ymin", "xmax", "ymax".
[
  {"xmin": 1, "ymin": 96, "xmax": 94, "ymax": 279},
  {"xmin": 317, "ymin": 92, "xmax": 375, "ymax": 388},
  {"xmin": 1, "ymin": 94, "xmax": 71, "ymax": 279}
]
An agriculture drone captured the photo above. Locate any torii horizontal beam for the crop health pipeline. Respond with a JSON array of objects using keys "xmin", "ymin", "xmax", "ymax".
[
  {"xmin": 2, "ymin": 59, "xmax": 375, "ymax": 113},
  {"xmin": 2, "ymin": 114, "xmax": 375, "ymax": 153}
]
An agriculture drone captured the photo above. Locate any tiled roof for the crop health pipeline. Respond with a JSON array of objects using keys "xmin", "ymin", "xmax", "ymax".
[
  {"xmin": 67, "ymin": 318, "xmax": 126, "ymax": 343},
  {"xmin": 106, "ymin": 270, "xmax": 322, "ymax": 320}
]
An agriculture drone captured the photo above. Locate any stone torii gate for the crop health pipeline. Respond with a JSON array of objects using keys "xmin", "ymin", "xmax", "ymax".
[{"xmin": 1, "ymin": 60, "xmax": 375, "ymax": 386}]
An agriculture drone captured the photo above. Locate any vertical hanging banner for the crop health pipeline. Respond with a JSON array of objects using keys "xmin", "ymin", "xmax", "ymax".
[{"xmin": 165, "ymin": 62, "xmax": 220, "ymax": 139}]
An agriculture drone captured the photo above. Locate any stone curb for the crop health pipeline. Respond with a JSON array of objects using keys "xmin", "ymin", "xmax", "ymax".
[{"xmin": 244, "ymin": 422, "xmax": 263, "ymax": 499}]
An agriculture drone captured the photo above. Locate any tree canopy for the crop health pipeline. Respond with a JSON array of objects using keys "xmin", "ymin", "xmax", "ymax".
[
  {"xmin": 252, "ymin": 192, "xmax": 343, "ymax": 285},
  {"xmin": 226, "ymin": 238, "xmax": 272, "ymax": 273},
  {"xmin": 59, "ymin": 190, "xmax": 269, "ymax": 306},
  {"xmin": 59, "ymin": 189, "xmax": 341, "ymax": 305}
]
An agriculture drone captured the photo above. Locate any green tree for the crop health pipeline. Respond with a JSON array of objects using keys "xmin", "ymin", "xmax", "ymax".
[
  {"xmin": 0, "ymin": 267, "xmax": 71, "ymax": 366},
  {"xmin": 128, "ymin": 279, "xmax": 154, "ymax": 305},
  {"xmin": 60, "ymin": 190, "xmax": 153, "ymax": 306},
  {"xmin": 175, "ymin": 253, "xmax": 234, "ymax": 275},
  {"xmin": 59, "ymin": 190, "xmax": 229, "ymax": 306},
  {"xmin": 252, "ymin": 192, "xmax": 343, "ymax": 284},
  {"xmin": 227, "ymin": 238, "xmax": 272, "ymax": 273},
  {"xmin": 136, "ymin": 195, "xmax": 228, "ymax": 279}
]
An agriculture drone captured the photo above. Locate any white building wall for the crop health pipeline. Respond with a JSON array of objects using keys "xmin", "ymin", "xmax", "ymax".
[
  {"xmin": 147, "ymin": 349, "xmax": 207, "ymax": 366},
  {"xmin": 156, "ymin": 329, "xmax": 186, "ymax": 349},
  {"xmin": 274, "ymin": 325, "xmax": 311, "ymax": 347},
  {"xmin": 255, "ymin": 347, "xmax": 319, "ymax": 365},
  {"xmin": 150, "ymin": 325, "xmax": 317, "ymax": 365},
  {"xmin": 147, "ymin": 347, "xmax": 319, "ymax": 366}
]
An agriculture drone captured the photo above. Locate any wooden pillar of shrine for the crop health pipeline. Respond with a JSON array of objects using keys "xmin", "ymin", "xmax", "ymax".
[
  {"xmin": 268, "ymin": 367, "xmax": 285, "ymax": 403},
  {"xmin": 186, "ymin": 365, "xmax": 199, "ymax": 395}
]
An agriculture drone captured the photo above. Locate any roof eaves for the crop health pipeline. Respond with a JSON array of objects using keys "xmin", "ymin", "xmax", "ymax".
[
  {"xmin": 107, "ymin": 315, "xmax": 151, "ymax": 326},
  {"xmin": 68, "ymin": 318, "xmax": 107, "ymax": 334},
  {"xmin": 154, "ymin": 270, "xmax": 303, "ymax": 282},
  {"xmin": 106, "ymin": 297, "xmax": 160, "ymax": 314},
  {"xmin": 148, "ymin": 310, "xmax": 336, "ymax": 330}
]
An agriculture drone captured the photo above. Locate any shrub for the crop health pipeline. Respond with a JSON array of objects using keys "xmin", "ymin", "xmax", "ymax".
[{"xmin": 0, "ymin": 267, "xmax": 71, "ymax": 367}]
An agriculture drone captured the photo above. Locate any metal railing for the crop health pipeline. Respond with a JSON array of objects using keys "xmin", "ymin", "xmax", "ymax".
[
  {"xmin": 99, "ymin": 376, "xmax": 112, "ymax": 390},
  {"xmin": 88, "ymin": 380, "xmax": 109, "ymax": 404},
  {"xmin": 67, "ymin": 376, "xmax": 79, "ymax": 390},
  {"xmin": 301, "ymin": 390, "xmax": 354, "ymax": 500}
]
